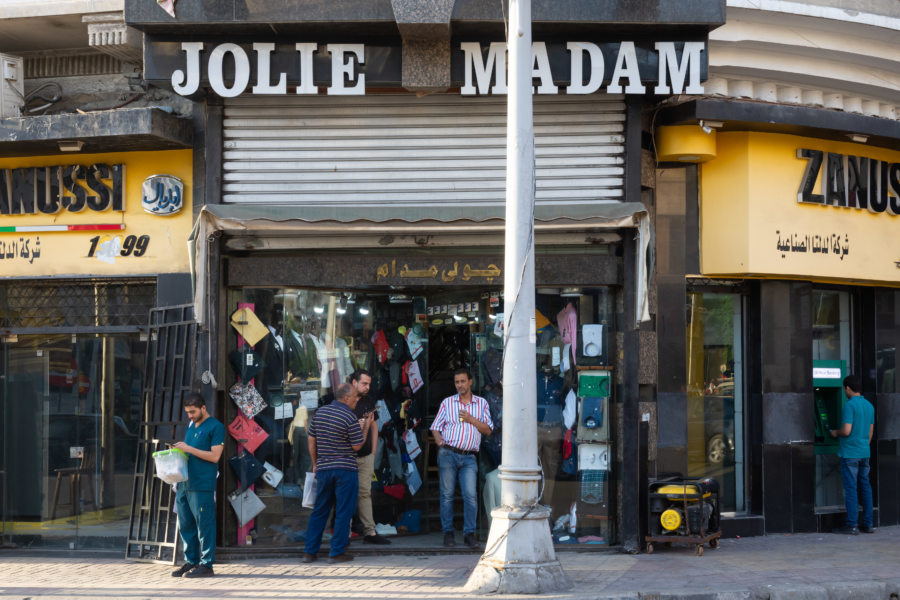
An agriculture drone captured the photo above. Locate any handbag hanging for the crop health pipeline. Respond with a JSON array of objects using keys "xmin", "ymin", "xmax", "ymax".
[
  {"xmin": 229, "ymin": 450, "xmax": 266, "ymax": 492},
  {"xmin": 228, "ymin": 487, "xmax": 266, "ymax": 526},
  {"xmin": 227, "ymin": 413, "xmax": 269, "ymax": 454},
  {"xmin": 229, "ymin": 381, "xmax": 267, "ymax": 419}
]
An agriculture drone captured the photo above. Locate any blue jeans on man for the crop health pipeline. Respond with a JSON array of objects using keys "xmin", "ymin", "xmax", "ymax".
[
  {"xmin": 840, "ymin": 457, "xmax": 873, "ymax": 528},
  {"xmin": 438, "ymin": 448, "xmax": 478, "ymax": 534},
  {"xmin": 175, "ymin": 488, "xmax": 216, "ymax": 567},
  {"xmin": 304, "ymin": 469, "xmax": 359, "ymax": 557}
]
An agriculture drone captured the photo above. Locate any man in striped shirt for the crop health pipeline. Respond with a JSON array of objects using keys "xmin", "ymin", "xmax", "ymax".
[
  {"xmin": 302, "ymin": 383, "xmax": 371, "ymax": 564},
  {"xmin": 430, "ymin": 368, "xmax": 493, "ymax": 549}
]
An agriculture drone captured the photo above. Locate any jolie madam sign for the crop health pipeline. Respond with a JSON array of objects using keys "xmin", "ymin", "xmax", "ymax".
[{"xmin": 145, "ymin": 40, "xmax": 706, "ymax": 97}]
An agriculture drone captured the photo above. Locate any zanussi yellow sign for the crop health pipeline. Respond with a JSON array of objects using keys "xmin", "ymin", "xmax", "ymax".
[
  {"xmin": 701, "ymin": 132, "xmax": 900, "ymax": 286},
  {"xmin": 0, "ymin": 149, "xmax": 192, "ymax": 278}
]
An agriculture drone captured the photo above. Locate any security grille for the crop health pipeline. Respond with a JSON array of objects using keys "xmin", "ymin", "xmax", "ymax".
[
  {"xmin": 0, "ymin": 279, "xmax": 155, "ymax": 331},
  {"xmin": 126, "ymin": 304, "xmax": 197, "ymax": 564},
  {"xmin": 223, "ymin": 93, "xmax": 626, "ymax": 208}
]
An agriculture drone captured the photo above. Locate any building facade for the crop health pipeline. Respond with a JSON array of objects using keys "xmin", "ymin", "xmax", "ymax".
[
  {"xmin": 0, "ymin": 2, "xmax": 194, "ymax": 549},
  {"xmin": 125, "ymin": 0, "xmax": 724, "ymax": 554},
  {"xmin": 651, "ymin": 0, "xmax": 900, "ymax": 537}
]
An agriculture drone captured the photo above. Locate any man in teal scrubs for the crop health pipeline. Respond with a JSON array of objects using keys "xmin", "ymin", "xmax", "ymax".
[
  {"xmin": 171, "ymin": 392, "xmax": 225, "ymax": 577},
  {"xmin": 830, "ymin": 374, "xmax": 875, "ymax": 535}
]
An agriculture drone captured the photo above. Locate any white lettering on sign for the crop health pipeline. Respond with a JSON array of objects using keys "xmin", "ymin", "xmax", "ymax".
[
  {"xmin": 813, "ymin": 367, "xmax": 842, "ymax": 379},
  {"xmin": 461, "ymin": 42, "xmax": 507, "ymax": 95},
  {"xmin": 654, "ymin": 41, "xmax": 705, "ymax": 95},
  {"xmin": 607, "ymin": 41, "xmax": 645, "ymax": 94},
  {"xmin": 327, "ymin": 44, "xmax": 365, "ymax": 96},
  {"xmin": 209, "ymin": 43, "xmax": 250, "ymax": 98},
  {"xmin": 566, "ymin": 42, "xmax": 604, "ymax": 94},
  {"xmin": 168, "ymin": 40, "xmax": 705, "ymax": 98}
]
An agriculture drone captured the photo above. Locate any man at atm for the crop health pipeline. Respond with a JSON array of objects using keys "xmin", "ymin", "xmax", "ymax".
[{"xmin": 829, "ymin": 374, "xmax": 875, "ymax": 535}]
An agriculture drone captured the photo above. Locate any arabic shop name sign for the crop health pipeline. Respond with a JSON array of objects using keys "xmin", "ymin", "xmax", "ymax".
[
  {"xmin": 796, "ymin": 149, "xmax": 900, "ymax": 215},
  {"xmin": 164, "ymin": 40, "xmax": 705, "ymax": 98},
  {"xmin": 376, "ymin": 259, "xmax": 502, "ymax": 284}
]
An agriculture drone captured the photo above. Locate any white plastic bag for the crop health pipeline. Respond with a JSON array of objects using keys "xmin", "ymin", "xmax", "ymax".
[
  {"xmin": 152, "ymin": 448, "xmax": 188, "ymax": 484},
  {"xmin": 302, "ymin": 472, "xmax": 317, "ymax": 508},
  {"xmin": 261, "ymin": 461, "xmax": 283, "ymax": 488}
]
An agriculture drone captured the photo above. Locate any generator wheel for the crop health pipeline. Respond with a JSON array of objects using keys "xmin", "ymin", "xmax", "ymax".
[
  {"xmin": 696, "ymin": 544, "xmax": 704, "ymax": 557},
  {"xmin": 647, "ymin": 543, "xmax": 654, "ymax": 554},
  {"xmin": 710, "ymin": 538, "xmax": 719, "ymax": 549}
]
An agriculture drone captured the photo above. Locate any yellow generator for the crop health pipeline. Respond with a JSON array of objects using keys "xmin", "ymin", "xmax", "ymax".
[{"xmin": 645, "ymin": 478, "xmax": 721, "ymax": 556}]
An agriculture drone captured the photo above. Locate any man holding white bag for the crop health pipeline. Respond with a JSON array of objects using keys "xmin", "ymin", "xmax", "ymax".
[{"xmin": 171, "ymin": 392, "xmax": 225, "ymax": 578}]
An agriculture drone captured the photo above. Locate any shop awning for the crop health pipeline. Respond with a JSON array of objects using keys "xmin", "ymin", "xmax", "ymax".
[{"xmin": 189, "ymin": 201, "xmax": 651, "ymax": 326}]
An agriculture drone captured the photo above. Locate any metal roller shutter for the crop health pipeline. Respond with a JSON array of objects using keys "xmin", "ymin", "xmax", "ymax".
[{"xmin": 222, "ymin": 94, "xmax": 625, "ymax": 208}]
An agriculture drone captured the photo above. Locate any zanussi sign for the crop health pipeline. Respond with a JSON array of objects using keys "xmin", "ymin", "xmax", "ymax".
[
  {"xmin": 143, "ymin": 40, "xmax": 706, "ymax": 97},
  {"xmin": 796, "ymin": 149, "xmax": 900, "ymax": 215}
]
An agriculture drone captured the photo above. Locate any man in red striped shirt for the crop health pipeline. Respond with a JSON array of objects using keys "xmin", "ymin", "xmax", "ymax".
[{"xmin": 430, "ymin": 368, "xmax": 493, "ymax": 549}]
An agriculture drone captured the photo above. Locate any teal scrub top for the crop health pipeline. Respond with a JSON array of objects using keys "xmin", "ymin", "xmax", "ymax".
[
  {"xmin": 183, "ymin": 416, "xmax": 225, "ymax": 491},
  {"xmin": 839, "ymin": 396, "xmax": 875, "ymax": 459}
]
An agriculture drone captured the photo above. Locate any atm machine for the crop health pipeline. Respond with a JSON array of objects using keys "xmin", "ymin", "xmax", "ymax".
[{"xmin": 813, "ymin": 359, "xmax": 847, "ymax": 508}]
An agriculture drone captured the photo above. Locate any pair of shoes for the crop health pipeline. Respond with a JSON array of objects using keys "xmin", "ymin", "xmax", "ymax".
[
  {"xmin": 859, "ymin": 525, "xmax": 876, "ymax": 534},
  {"xmin": 463, "ymin": 533, "xmax": 480, "ymax": 549},
  {"xmin": 443, "ymin": 531, "xmax": 456, "ymax": 547},
  {"xmin": 183, "ymin": 564, "xmax": 214, "ymax": 578},
  {"xmin": 171, "ymin": 563, "xmax": 196, "ymax": 577},
  {"xmin": 833, "ymin": 525, "xmax": 859, "ymax": 535},
  {"xmin": 364, "ymin": 534, "xmax": 391, "ymax": 545},
  {"xmin": 328, "ymin": 553, "xmax": 354, "ymax": 563},
  {"xmin": 301, "ymin": 553, "xmax": 317, "ymax": 563}
]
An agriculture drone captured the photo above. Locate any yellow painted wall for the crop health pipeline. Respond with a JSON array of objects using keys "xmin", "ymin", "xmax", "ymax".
[
  {"xmin": 0, "ymin": 149, "xmax": 192, "ymax": 278},
  {"xmin": 701, "ymin": 132, "xmax": 900, "ymax": 285}
]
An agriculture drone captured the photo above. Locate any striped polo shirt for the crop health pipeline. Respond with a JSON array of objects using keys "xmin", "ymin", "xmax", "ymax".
[
  {"xmin": 431, "ymin": 393, "xmax": 493, "ymax": 452},
  {"xmin": 308, "ymin": 400, "xmax": 364, "ymax": 471}
]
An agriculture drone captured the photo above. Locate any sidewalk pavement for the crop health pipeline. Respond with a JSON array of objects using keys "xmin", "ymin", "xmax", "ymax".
[{"xmin": 2, "ymin": 527, "xmax": 900, "ymax": 600}]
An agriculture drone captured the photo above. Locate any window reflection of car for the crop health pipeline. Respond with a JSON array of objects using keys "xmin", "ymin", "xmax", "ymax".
[{"xmin": 701, "ymin": 380, "xmax": 735, "ymax": 465}]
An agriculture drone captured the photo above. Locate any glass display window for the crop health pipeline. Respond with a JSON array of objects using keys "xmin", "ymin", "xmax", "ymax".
[
  {"xmin": 685, "ymin": 291, "xmax": 744, "ymax": 513},
  {"xmin": 222, "ymin": 285, "xmax": 617, "ymax": 548}
]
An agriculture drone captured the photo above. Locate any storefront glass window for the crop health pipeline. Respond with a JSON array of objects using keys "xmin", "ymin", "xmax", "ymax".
[
  {"xmin": 685, "ymin": 292, "xmax": 744, "ymax": 512},
  {"xmin": 0, "ymin": 335, "xmax": 144, "ymax": 548},
  {"xmin": 223, "ymin": 285, "xmax": 616, "ymax": 548}
]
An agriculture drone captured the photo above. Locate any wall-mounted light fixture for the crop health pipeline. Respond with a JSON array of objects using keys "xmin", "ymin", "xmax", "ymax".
[
  {"xmin": 699, "ymin": 120, "xmax": 724, "ymax": 134},
  {"xmin": 847, "ymin": 134, "xmax": 868, "ymax": 144},
  {"xmin": 656, "ymin": 125, "xmax": 718, "ymax": 163},
  {"xmin": 58, "ymin": 140, "xmax": 84, "ymax": 152}
]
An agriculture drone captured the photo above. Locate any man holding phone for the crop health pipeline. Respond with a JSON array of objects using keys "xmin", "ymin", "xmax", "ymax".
[
  {"xmin": 170, "ymin": 392, "xmax": 225, "ymax": 578},
  {"xmin": 350, "ymin": 370, "xmax": 390, "ymax": 545},
  {"xmin": 430, "ymin": 368, "xmax": 493, "ymax": 549}
]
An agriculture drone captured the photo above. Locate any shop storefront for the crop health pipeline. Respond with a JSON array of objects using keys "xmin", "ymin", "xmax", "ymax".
[
  {"xmin": 0, "ymin": 148, "xmax": 194, "ymax": 549},
  {"xmin": 125, "ymin": 0, "xmax": 725, "ymax": 553},
  {"xmin": 195, "ymin": 202, "xmax": 642, "ymax": 550},
  {"xmin": 654, "ymin": 122, "xmax": 900, "ymax": 535}
]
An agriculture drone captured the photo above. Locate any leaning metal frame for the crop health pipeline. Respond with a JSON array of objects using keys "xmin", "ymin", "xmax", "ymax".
[{"xmin": 125, "ymin": 304, "xmax": 197, "ymax": 563}]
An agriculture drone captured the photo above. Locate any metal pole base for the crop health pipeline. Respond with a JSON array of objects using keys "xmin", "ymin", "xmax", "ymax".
[{"xmin": 464, "ymin": 505, "xmax": 573, "ymax": 594}]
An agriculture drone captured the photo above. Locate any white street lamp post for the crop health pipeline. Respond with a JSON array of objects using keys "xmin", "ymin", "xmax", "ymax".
[{"xmin": 465, "ymin": 0, "xmax": 572, "ymax": 593}]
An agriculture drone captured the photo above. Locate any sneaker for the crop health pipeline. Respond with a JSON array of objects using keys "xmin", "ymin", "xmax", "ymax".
[
  {"xmin": 443, "ymin": 531, "xmax": 455, "ymax": 547},
  {"xmin": 833, "ymin": 525, "xmax": 859, "ymax": 535},
  {"xmin": 183, "ymin": 564, "xmax": 214, "ymax": 578},
  {"xmin": 464, "ymin": 533, "xmax": 480, "ymax": 549},
  {"xmin": 859, "ymin": 525, "xmax": 876, "ymax": 534},
  {"xmin": 171, "ymin": 563, "xmax": 196, "ymax": 577},
  {"xmin": 363, "ymin": 534, "xmax": 392, "ymax": 545},
  {"xmin": 301, "ymin": 553, "xmax": 317, "ymax": 563},
  {"xmin": 328, "ymin": 553, "xmax": 354, "ymax": 563}
]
